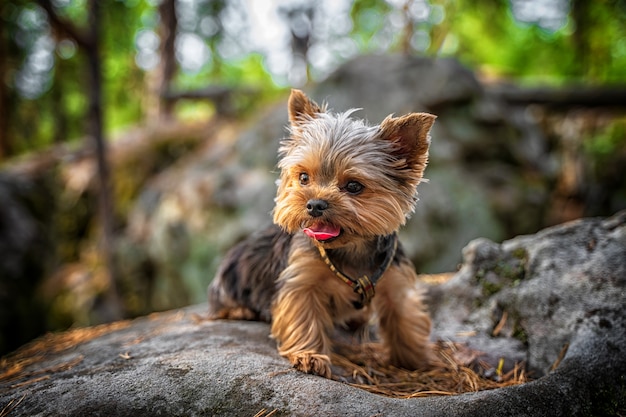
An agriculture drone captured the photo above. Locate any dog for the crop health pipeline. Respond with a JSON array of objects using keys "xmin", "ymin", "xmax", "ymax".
[{"xmin": 208, "ymin": 89, "xmax": 436, "ymax": 378}]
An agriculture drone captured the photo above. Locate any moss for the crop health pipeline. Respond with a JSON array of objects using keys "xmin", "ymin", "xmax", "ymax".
[
  {"xmin": 482, "ymin": 279, "xmax": 503, "ymax": 297},
  {"xmin": 494, "ymin": 251, "xmax": 527, "ymax": 282},
  {"xmin": 511, "ymin": 247, "xmax": 528, "ymax": 261},
  {"xmin": 474, "ymin": 248, "xmax": 529, "ymax": 299}
]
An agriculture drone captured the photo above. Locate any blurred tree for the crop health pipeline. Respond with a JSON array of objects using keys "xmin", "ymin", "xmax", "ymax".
[
  {"xmin": 570, "ymin": 0, "xmax": 626, "ymax": 82},
  {"xmin": 2, "ymin": 0, "xmax": 623, "ymax": 160},
  {"xmin": 155, "ymin": 0, "xmax": 177, "ymax": 120},
  {"xmin": 0, "ymin": 0, "xmax": 38, "ymax": 157},
  {"xmin": 349, "ymin": 0, "xmax": 626, "ymax": 83},
  {"xmin": 37, "ymin": 0, "xmax": 123, "ymax": 321},
  {"xmin": 0, "ymin": 7, "xmax": 12, "ymax": 158},
  {"xmin": 0, "ymin": 0, "xmax": 146, "ymax": 157},
  {"xmin": 279, "ymin": 3, "xmax": 314, "ymax": 85}
]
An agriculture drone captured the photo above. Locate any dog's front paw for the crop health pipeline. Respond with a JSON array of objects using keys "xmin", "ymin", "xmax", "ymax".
[{"xmin": 289, "ymin": 352, "xmax": 332, "ymax": 378}]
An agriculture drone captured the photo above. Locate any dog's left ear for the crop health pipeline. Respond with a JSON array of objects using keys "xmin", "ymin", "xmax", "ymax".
[
  {"xmin": 379, "ymin": 113, "xmax": 436, "ymax": 164},
  {"xmin": 288, "ymin": 89, "xmax": 323, "ymax": 125}
]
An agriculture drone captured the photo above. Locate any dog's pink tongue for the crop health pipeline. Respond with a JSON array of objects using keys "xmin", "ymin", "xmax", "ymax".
[{"xmin": 303, "ymin": 224, "xmax": 341, "ymax": 241}]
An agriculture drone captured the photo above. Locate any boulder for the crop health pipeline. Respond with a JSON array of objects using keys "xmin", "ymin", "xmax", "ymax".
[
  {"xmin": 0, "ymin": 174, "xmax": 54, "ymax": 355},
  {"xmin": 122, "ymin": 54, "xmax": 550, "ymax": 314},
  {"xmin": 2, "ymin": 211, "xmax": 624, "ymax": 416}
]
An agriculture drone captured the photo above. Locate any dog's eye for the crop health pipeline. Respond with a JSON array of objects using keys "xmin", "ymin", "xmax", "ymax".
[
  {"xmin": 344, "ymin": 181, "xmax": 364, "ymax": 195},
  {"xmin": 299, "ymin": 173, "xmax": 310, "ymax": 185}
]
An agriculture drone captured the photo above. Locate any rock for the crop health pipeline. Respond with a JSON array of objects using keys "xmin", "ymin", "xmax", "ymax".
[
  {"xmin": 2, "ymin": 211, "xmax": 624, "ymax": 416},
  {"xmin": 429, "ymin": 210, "xmax": 626, "ymax": 378},
  {"xmin": 314, "ymin": 55, "xmax": 483, "ymax": 121},
  {"xmin": 0, "ymin": 120, "xmax": 217, "ymax": 354},
  {"xmin": 0, "ymin": 174, "xmax": 53, "ymax": 355},
  {"xmin": 125, "ymin": 54, "xmax": 544, "ymax": 311}
]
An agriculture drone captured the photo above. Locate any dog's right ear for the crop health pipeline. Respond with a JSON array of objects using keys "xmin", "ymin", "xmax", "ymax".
[
  {"xmin": 379, "ymin": 112, "xmax": 436, "ymax": 174},
  {"xmin": 288, "ymin": 89, "xmax": 323, "ymax": 125}
]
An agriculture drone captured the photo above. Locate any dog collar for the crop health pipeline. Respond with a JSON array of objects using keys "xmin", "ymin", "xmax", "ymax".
[{"xmin": 315, "ymin": 233, "xmax": 398, "ymax": 308}]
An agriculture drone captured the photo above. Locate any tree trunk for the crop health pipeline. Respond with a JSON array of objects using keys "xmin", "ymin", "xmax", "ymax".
[
  {"xmin": 0, "ymin": 19, "xmax": 11, "ymax": 159},
  {"xmin": 157, "ymin": 0, "xmax": 178, "ymax": 119},
  {"xmin": 38, "ymin": 0, "xmax": 123, "ymax": 321},
  {"xmin": 85, "ymin": 0, "xmax": 124, "ymax": 321}
]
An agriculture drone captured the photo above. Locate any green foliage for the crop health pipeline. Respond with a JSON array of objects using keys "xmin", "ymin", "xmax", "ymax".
[
  {"xmin": 449, "ymin": 0, "xmax": 626, "ymax": 83},
  {"xmin": 100, "ymin": 0, "xmax": 146, "ymax": 130},
  {"xmin": 2, "ymin": 0, "xmax": 625, "ymax": 158},
  {"xmin": 350, "ymin": 0, "xmax": 393, "ymax": 51},
  {"xmin": 584, "ymin": 118, "xmax": 626, "ymax": 159}
]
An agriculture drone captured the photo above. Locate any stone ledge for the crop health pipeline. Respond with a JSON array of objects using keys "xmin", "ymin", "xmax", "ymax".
[{"xmin": 2, "ymin": 211, "xmax": 625, "ymax": 416}]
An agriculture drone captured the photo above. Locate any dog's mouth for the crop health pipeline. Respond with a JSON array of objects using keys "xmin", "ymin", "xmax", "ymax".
[{"xmin": 303, "ymin": 222, "xmax": 341, "ymax": 242}]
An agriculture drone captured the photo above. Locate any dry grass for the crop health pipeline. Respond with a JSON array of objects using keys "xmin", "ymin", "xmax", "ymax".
[
  {"xmin": 321, "ymin": 272, "xmax": 530, "ymax": 398},
  {"xmin": 330, "ymin": 340, "xmax": 528, "ymax": 398},
  {"xmin": 0, "ymin": 321, "xmax": 130, "ymax": 388}
]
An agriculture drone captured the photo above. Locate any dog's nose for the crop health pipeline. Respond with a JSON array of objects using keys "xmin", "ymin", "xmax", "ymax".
[{"xmin": 306, "ymin": 199, "xmax": 328, "ymax": 217}]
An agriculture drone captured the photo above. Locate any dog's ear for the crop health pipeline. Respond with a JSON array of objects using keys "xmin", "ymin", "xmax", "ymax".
[
  {"xmin": 288, "ymin": 89, "xmax": 323, "ymax": 125},
  {"xmin": 379, "ymin": 113, "xmax": 436, "ymax": 165}
]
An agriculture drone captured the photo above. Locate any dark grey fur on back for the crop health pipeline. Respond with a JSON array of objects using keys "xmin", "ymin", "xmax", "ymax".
[{"xmin": 208, "ymin": 225, "xmax": 292, "ymax": 322}]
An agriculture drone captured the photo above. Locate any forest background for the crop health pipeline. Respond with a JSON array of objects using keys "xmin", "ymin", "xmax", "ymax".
[{"xmin": 1, "ymin": 0, "xmax": 625, "ymax": 355}]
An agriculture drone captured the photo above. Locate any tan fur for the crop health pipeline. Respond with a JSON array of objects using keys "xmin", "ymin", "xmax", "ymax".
[
  {"xmin": 208, "ymin": 89, "xmax": 437, "ymax": 378},
  {"xmin": 372, "ymin": 262, "xmax": 435, "ymax": 369},
  {"xmin": 271, "ymin": 235, "xmax": 369, "ymax": 377},
  {"xmin": 288, "ymin": 89, "xmax": 323, "ymax": 123}
]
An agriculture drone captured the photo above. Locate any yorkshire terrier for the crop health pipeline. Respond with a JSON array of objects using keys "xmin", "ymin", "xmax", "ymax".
[{"xmin": 208, "ymin": 89, "xmax": 437, "ymax": 378}]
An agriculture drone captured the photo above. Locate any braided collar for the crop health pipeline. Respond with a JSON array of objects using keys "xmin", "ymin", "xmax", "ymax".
[{"xmin": 315, "ymin": 233, "xmax": 398, "ymax": 308}]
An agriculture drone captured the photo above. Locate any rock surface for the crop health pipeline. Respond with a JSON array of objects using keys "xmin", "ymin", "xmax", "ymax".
[{"xmin": 2, "ymin": 211, "xmax": 625, "ymax": 416}]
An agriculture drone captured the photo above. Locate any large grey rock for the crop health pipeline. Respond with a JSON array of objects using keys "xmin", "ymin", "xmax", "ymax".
[
  {"xmin": 0, "ymin": 174, "xmax": 53, "ymax": 355},
  {"xmin": 123, "ymin": 54, "xmax": 548, "ymax": 313},
  {"xmin": 429, "ymin": 210, "xmax": 626, "ymax": 378},
  {"xmin": 1, "ymin": 211, "xmax": 624, "ymax": 416}
]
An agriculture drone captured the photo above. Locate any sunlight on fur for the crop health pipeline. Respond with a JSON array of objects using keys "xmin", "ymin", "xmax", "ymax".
[{"xmin": 207, "ymin": 89, "xmax": 513, "ymax": 392}]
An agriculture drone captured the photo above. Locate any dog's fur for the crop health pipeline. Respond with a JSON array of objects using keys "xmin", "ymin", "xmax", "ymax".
[{"xmin": 208, "ymin": 89, "xmax": 436, "ymax": 378}]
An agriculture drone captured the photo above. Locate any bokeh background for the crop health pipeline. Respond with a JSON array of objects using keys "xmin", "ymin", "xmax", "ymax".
[{"xmin": 1, "ymin": 0, "xmax": 625, "ymax": 356}]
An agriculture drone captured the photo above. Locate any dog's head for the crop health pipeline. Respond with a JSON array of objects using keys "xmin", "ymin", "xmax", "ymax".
[{"xmin": 273, "ymin": 89, "xmax": 435, "ymax": 249}]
